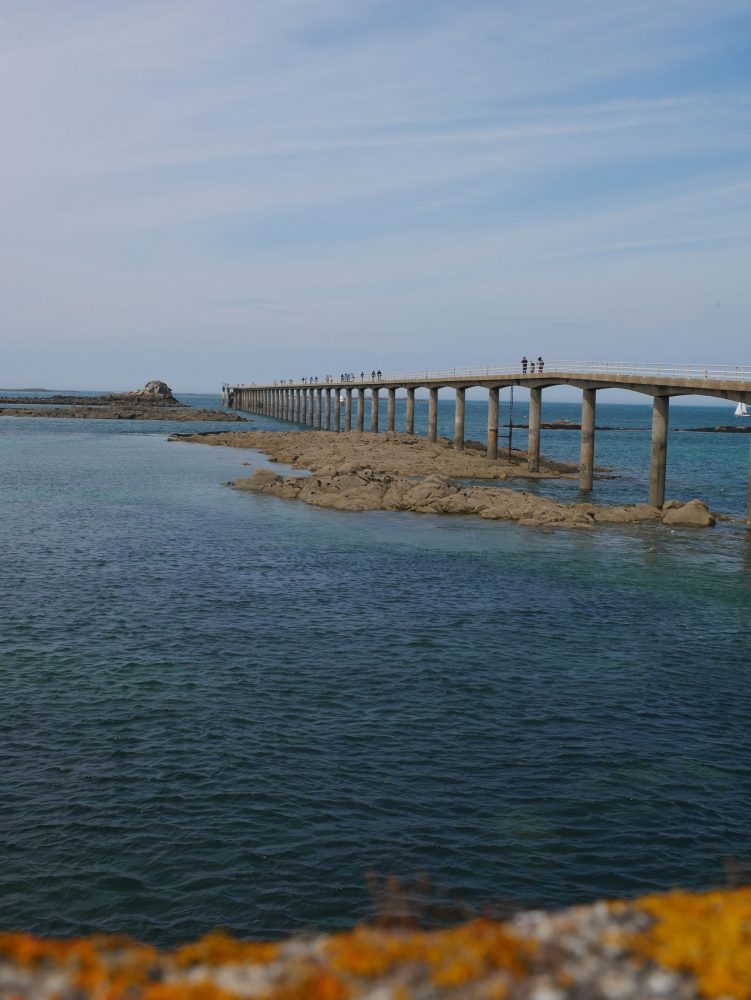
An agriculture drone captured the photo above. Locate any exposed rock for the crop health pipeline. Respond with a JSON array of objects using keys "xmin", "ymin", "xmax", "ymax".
[
  {"xmin": 173, "ymin": 429, "xmax": 717, "ymax": 532},
  {"xmin": 662, "ymin": 498, "xmax": 715, "ymax": 527},
  {"xmin": 594, "ymin": 504, "xmax": 662, "ymax": 524},
  {"xmin": 233, "ymin": 467, "xmax": 282, "ymax": 491},
  {"xmin": 141, "ymin": 379, "xmax": 174, "ymax": 399}
]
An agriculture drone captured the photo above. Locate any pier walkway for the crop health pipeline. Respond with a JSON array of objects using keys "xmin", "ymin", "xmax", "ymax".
[{"xmin": 224, "ymin": 362, "xmax": 751, "ymax": 523}]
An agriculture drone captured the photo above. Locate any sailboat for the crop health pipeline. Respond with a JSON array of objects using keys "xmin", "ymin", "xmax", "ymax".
[{"xmin": 735, "ymin": 402, "xmax": 749, "ymax": 417}]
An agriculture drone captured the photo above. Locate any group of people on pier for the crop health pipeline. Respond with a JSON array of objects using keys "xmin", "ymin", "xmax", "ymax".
[{"xmin": 520, "ymin": 356, "xmax": 545, "ymax": 374}]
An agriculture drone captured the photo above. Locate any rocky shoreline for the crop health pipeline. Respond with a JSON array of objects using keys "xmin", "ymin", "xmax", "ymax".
[
  {"xmin": 0, "ymin": 886, "xmax": 746, "ymax": 999},
  {"xmin": 171, "ymin": 429, "xmax": 716, "ymax": 530}
]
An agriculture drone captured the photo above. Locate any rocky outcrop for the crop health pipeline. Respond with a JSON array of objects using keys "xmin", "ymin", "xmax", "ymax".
[
  {"xmin": 0, "ymin": 381, "xmax": 247, "ymax": 422},
  {"xmin": 662, "ymin": 498, "xmax": 715, "ymax": 527},
  {"xmin": 0, "ymin": 886, "xmax": 747, "ymax": 998},
  {"xmin": 174, "ymin": 429, "xmax": 579, "ymax": 480},
  {"xmin": 172, "ymin": 430, "xmax": 717, "ymax": 531},
  {"xmin": 228, "ymin": 464, "xmax": 716, "ymax": 531}
]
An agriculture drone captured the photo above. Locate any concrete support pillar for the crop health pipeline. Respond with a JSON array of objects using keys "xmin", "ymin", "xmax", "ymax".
[
  {"xmin": 371, "ymin": 387, "xmax": 380, "ymax": 432},
  {"xmin": 454, "ymin": 387, "xmax": 465, "ymax": 451},
  {"xmin": 357, "ymin": 388, "xmax": 365, "ymax": 432},
  {"xmin": 406, "ymin": 387, "xmax": 415, "ymax": 434},
  {"xmin": 649, "ymin": 395, "xmax": 670, "ymax": 508},
  {"xmin": 487, "ymin": 387, "xmax": 499, "ymax": 460},
  {"xmin": 428, "ymin": 387, "xmax": 438, "ymax": 442},
  {"xmin": 324, "ymin": 388, "xmax": 331, "ymax": 431},
  {"xmin": 334, "ymin": 389, "xmax": 341, "ymax": 432},
  {"xmin": 387, "ymin": 387, "xmax": 396, "ymax": 432},
  {"xmin": 295, "ymin": 389, "xmax": 301, "ymax": 422},
  {"xmin": 314, "ymin": 388, "xmax": 322, "ymax": 429},
  {"xmin": 302, "ymin": 390, "xmax": 308, "ymax": 424},
  {"xmin": 307, "ymin": 389, "xmax": 314, "ymax": 426},
  {"xmin": 345, "ymin": 388, "xmax": 352, "ymax": 431},
  {"xmin": 528, "ymin": 386, "xmax": 541, "ymax": 472},
  {"xmin": 579, "ymin": 389, "xmax": 596, "ymax": 491}
]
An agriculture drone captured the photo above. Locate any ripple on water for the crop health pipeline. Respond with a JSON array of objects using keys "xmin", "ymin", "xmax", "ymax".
[{"xmin": 1, "ymin": 412, "xmax": 751, "ymax": 943}]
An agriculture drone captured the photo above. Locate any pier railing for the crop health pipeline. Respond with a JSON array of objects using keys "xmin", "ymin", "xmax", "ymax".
[{"xmin": 235, "ymin": 362, "xmax": 751, "ymax": 388}]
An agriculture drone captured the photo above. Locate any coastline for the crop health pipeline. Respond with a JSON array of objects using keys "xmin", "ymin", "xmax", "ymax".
[
  {"xmin": 171, "ymin": 429, "xmax": 717, "ymax": 530},
  {"xmin": 0, "ymin": 885, "xmax": 745, "ymax": 999}
]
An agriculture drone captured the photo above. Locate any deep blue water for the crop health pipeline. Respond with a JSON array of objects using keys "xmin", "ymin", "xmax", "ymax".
[{"xmin": 1, "ymin": 393, "xmax": 751, "ymax": 946}]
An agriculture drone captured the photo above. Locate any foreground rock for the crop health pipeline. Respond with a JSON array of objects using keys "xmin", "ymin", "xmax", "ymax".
[
  {"xmin": 171, "ymin": 430, "xmax": 716, "ymax": 531},
  {"xmin": 0, "ymin": 886, "xmax": 746, "ymax": 998},
  {"xmin": 0, "ymin": 381, "xmax": 246, "ymax": 422}
]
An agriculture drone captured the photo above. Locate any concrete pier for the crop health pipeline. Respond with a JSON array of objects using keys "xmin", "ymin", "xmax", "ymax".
[
  {"xmin": 528, "ymin": 387, "xmax": 541, "ymax": 472},
  {"xmin": 454, "ymin": 387, "xmax": 465, "ymax": 451},
  {"xmin": 579, "ymin": 389, "xmax": 596, "ymax": 491},
  {"xmin": 229, "ymin": 362, "xmax": 751, "ymax": 524},
  {"xmin": 428, "ymin": 387, "xmax": 438, "ymax": 442},
  {"xmin": 357, "ymin": 388, "xmax": 365, "ymax": 432},
  {"xmin": 649, "ymin": 395, "xmax": 669, "ymax": 508},
  {"xmin": 406, "ymin": 387, "xmax": 415, "ymax": 435},
  {"xmin": 487, "ymin": 387, "xmax": 499, "ymax": 460}
]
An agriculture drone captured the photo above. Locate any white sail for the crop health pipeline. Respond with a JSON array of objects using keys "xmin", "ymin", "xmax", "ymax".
[{"xmin": 735, "ymin": 402, "xmax": 748, "ymax": 416}]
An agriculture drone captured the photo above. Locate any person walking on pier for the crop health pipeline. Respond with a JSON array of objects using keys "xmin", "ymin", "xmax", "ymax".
[
  {"xmin": 538, "ymin": 357, "xmax": 544, "ymax": 372},
  {"xmin": 530, "ymin": 361, "xmax": 536, "ymax": 374},
  {"xmin": 521, "ymin": 356, "xmax": 528, "ymax": 374}
]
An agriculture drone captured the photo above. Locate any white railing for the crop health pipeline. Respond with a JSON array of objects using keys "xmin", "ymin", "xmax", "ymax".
[{"xmin": 233, "ymin": 362, "xmax": 751, "ymax": 388}]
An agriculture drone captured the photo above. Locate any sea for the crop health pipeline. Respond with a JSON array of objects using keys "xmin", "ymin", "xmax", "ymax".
[{"xmin": 1, "ymin": 391, "xmax": 750, "ymax": 946}]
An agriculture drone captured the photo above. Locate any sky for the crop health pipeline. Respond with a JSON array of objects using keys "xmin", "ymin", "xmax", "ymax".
[{"xmin": 1, "ymin": 0, "xmax": 750, "ymax": 392}]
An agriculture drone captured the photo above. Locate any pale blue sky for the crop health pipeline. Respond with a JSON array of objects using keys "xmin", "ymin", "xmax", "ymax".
[{"xmin": 2, "ymin": 0, "xmax": 750, "ymax": 391}]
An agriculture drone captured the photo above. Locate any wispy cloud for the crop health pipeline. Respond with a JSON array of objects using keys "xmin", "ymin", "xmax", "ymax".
[{"xmin": 1, "ymin": 0, "xmax": 750, "ymax": 387}]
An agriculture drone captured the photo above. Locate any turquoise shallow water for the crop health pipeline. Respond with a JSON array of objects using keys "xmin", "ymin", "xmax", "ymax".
[{"xmin": 1, "ymin": 394, "xmax": 751, "ymax": 945}]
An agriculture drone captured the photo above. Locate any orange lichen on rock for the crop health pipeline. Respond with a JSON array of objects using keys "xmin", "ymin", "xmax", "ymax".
[
  {"xmin": 4, "ymin": 888, "xmax": 751, "ymax": 999},
  {"xmin": 173, "ymin": 929, "xmax": 279, "ymax": 967},
  {"xmin": 327, "ymin": 918, "xmax": 532, "ymax": 991},
  {"xmin": 633, "ymin": 887, "xmax": 751, "ymax": 1000}
]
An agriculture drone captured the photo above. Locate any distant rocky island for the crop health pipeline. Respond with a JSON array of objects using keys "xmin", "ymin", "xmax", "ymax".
[{"xmin": 0, "ymin": 380, "xmax": 246, "ymax": 422}]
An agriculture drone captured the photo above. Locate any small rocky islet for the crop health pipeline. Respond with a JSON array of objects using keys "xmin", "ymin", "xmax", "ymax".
[
  {"xmin": 171, "ymin": 428, "xmax": 717, "ymax": 530},
  {"xmin": 0, "ymin": 380, "xmax": 246, "ymax": 422}
]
